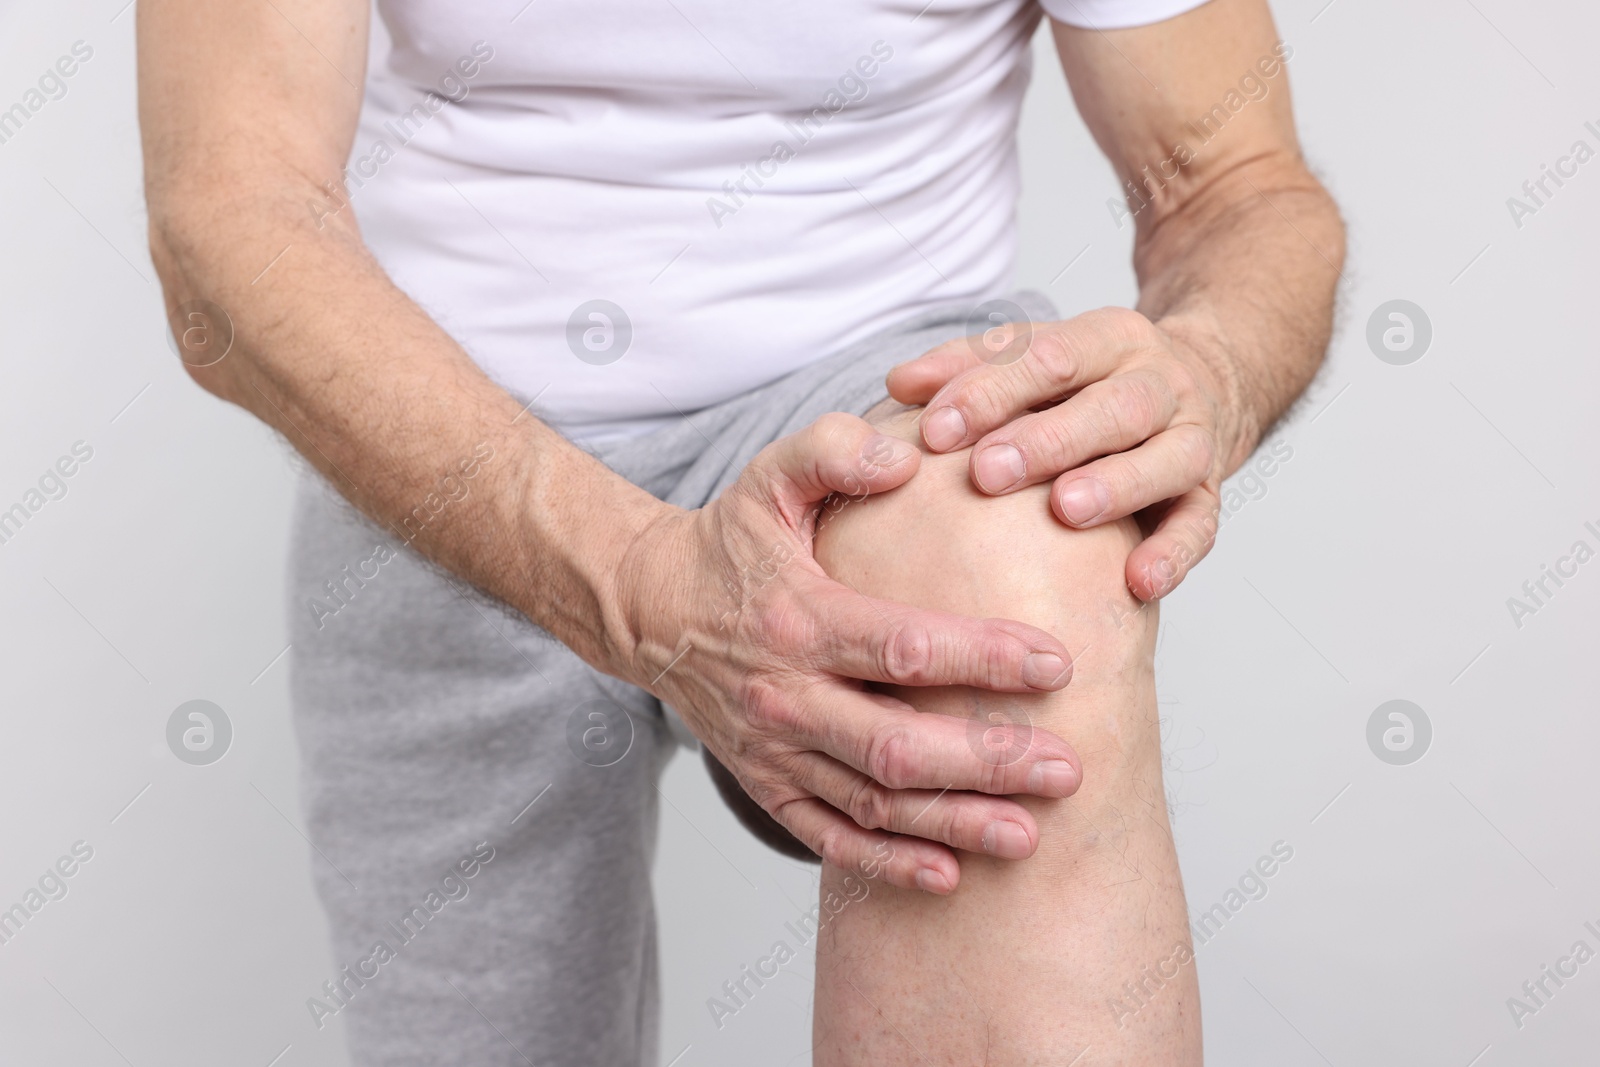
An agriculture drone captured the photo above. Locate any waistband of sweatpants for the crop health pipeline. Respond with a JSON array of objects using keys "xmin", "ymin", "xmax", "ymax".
[{"xmin": 592, "ymin": 289, "xmax": 1060, "ymax": 508}]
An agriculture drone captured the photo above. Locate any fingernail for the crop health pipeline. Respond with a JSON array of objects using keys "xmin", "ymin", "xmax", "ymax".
[
  {"xmin": 1028, "ymin": 759, "xmax": 1081, "ymax": 798},
  {"xmin": 923, "ymin": 407, "xmax": 967, "ymax": 452},
  {"xmin": 973, "ymin": 444, "xmax": 1025, "ymax": 493},
  {"xmin": 915, "ymin": 867, "xmax": 954, "ymax": 894},
  {"xmin": 1057, "ymin": 479, "xmax": 1109, "ymax": 525},
  {"xmin": 1022, "ymin": 651, "xmax": 1070, "ymax": 689},
  {"xmin": 981, "ymin": 821, "xmax": 1033, "ymax": 859}
]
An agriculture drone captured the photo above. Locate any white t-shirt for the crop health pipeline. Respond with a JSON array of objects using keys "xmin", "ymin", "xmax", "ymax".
[{"xmin": 345, "ymin": 0, "xmax": 1206, "ymax": 443}]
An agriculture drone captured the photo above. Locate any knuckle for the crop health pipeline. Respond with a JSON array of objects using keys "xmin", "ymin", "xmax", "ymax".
[
  {"xmin": 811, "ymin": 822, "xmax": 854, "ymax": 870},
  {"xmin": 952, "ymin": 800, "xmax": 1001, "ymax": 846},
  {"xmin": 740, "ymin": 675, "xmax": 804, "ymax": 735},
  {"xmin": 1033, "ymin": 409, "xmax": 1089, "ymax": 463},
  {"xmin": 939, "ymin": 375, "xmax": 993, "ymax": 421},
  {"xmin": 844, "ymin": 778, "xmax": 892, "ymax": 830},
  {"xmin": 769, "ymin": 795, "xmax": 805, "ymax": 832},
  {"xmin": 1164, "ymin": 355, "xmax": 1202, "ymax": 398},
  {"xmin": 1025, "ymin": 329, "xmax": 1077, "ymax": 385},
  {"xmin": 866, "ymin": 723, "xmax": 918, "ymax": 789},
  {"xmin": 879, "ymin": 620, "xmax": 936, "ymax": 685},
  {"xmin": 803, "ymin": 418, "xmax": 843, "ymax": 463},
  {"xmin": 751, "ymin": 598, "xmax": 811, "ymax": 652},
  {"xmin": 1095, "ymin": 305, "xmax": 1155, "ymax": 342},
  {"xmin": 1106, "ymin": 455, "xmax": 1151, "ymax": 505},
  {"xmin": 813, "ymin": 410, "xmax": 863, "ymax": 445},
  {"xmin": 981, "ymin": 756, "xmax": 1012, "ymax": 795},
  {"xmin": 929, "ymin": 795, "xmax": 976, "ymax": 843},
  {"xmin": 1113, "ymin": 376, "xmax": 1162, "ymax": 435}
]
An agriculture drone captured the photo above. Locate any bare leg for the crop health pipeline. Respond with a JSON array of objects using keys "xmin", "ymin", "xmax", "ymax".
[{"xmin": 811, "ymin": 404, "xmax": 1200, "ymax": 1066}]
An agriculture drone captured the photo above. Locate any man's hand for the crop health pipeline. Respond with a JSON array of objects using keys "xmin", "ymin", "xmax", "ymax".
[
  {"xmin": 609, "ymin": 413, "xmax": 1086, "ymax": 894},
  {"xmin": 886, "ymin": 307, "xmax": 1238, "ymax": 601},
  {"xmin": 888, "ymin": 0, "xmax": 1344, "ymax": 605}
]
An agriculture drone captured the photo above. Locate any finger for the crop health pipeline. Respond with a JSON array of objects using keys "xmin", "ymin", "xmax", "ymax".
[
  {"xmin": 968, "ymin": 372, "xmax": 1181, "ymax": 495},
  {"xmin": 790, "ymin": 752, "xmax": 1041, "ymax": 859},
  {"xmin": 743, "ymin": 411, "xmax": 922, "ymax": 518},
  {"xmin": 805, "ymin": 577, "xmax": 1075, "ymax": 692},
  {"xmin": 700, "ymin": 746, "xmax": 818, "ymax": 862},
  {"xmin": 885, "ymin": 314, "xmax": 1069, "ymax": 407},
  {"xmin": 1047, "ymin": 424, "xmax": 1215, "ymax": 529},
  {"xmin": 1124, "ymin": 487, "xmax": 1221, "ymax": 600},
  {"xmin": 772, "ymin": 795, "xmax": 962, "ymax": 893},
  {"xmin": 914, "ymin": 309, "xmax": 1151, "ymax": 452},
  {"xmin": 885, "ymin": 345, "xmax": 983, "ymax": 405},
  {"xmin": 886, "ymin": 313, "xmax": 1053, "ymax": 405},
  {"xmin": 797, "ymin": 685, "xmax": 1083, "ymax": 798}
]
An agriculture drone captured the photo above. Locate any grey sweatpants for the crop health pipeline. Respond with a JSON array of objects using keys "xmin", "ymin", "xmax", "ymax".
[{"xmin": 287, "ymin": 291, "xmax": 1057, "ymax": 1066}]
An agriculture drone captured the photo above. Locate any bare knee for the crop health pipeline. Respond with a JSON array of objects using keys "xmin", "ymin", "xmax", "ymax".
[
  {"xmin": 813, "ymin": 404, "xmax": 1166, "ymax": 855},
  {"xmin": 814, "ymin": 403, "xmax": 1156, "ymax": 695}
]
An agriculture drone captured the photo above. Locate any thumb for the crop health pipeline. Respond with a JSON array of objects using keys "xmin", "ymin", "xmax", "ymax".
[{"xmin": 745, "ymin": 412, "xmax": 921, "ymax": 517}]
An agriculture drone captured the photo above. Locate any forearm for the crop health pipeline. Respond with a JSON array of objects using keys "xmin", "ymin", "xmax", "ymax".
[
  {"xmin": 147, "ymin": 171, "xmax": 660, "ymax": 670},
  {"xmin": 138, "ymin": 0, "xmax": 668, "ymax": 674},
  {"xmin": 1045, "ymin": 0, "xmax": 1343, "ymax": 483},
  {"xmin": 1133, "ymin": 155, "xmax": 1345, "ymax": 474}
]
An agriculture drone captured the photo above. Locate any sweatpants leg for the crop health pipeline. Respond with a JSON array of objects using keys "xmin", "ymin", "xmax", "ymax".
[{"xmin": 288, "ymin": 480, "xmax": 670, "ymax": 1066}]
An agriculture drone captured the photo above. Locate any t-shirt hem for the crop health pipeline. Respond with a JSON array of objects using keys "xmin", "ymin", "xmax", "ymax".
[{"xmin": 1041, "ymin": 0, "xmax": 1213, "ymax": 30}]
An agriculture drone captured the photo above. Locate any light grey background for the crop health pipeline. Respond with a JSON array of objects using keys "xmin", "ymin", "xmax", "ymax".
[{"xmin": 1, "ymin": 0, "xmax": 1595, "ymax": 1064}]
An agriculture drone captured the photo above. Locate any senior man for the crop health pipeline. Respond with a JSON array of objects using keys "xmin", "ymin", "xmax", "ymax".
[{"xmin": 140, "ymin": 0, "xmax": 1340, "ymax": 1061}]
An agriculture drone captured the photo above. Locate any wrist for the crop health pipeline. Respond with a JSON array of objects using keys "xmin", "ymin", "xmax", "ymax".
[
  {"xmin": 509, "ymin": 429, "xmax": 680, "ymax": 680},
  {"xmin": 1154, "ymin": 309, "xmax": 1264, "ymax": 476}
]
